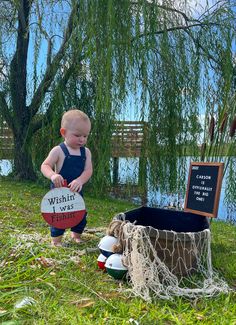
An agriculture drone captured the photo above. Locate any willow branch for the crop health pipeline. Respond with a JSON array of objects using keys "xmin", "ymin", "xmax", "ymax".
[
  {"xmin": 9, "ymin": 0, "xmax": 31, "ymax": 118},
  {"xmin": 198, "ymin": 0, "xmax": 227, "ymax": 20},
  {"xmin": 131, "ymin": 1, "xmax": 211, "ymax": 24},
  {"xmin": 155, "ymin": 4, "xmax": 200, "ymax": 23},
  {"xmin": 30, "ymin": 63, "xmax": 78, "ymax": 135},
  {"xmin": 28, "ymin": 2, "xmax": 79, "ymax": 117},
  {"xmin": 184, "ymin": 29, "xmax": 219, "ymax": 65},
  {"xmin": 35, "ymin": 1, "xmax": 52, "ymax": 66},
  {"xmin": 134, "ymin": 22, "xmax": 221, "ymax": 40}
]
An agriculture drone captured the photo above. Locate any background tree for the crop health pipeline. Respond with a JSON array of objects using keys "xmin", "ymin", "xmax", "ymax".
[{"xmin": 0, "ymin": 0, "xmax": 235, "ymax": 197}]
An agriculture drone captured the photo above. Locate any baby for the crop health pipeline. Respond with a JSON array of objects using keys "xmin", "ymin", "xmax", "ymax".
[{"xmin": 41, "ymin": 109, "xmax": 93, "ymax": 246}]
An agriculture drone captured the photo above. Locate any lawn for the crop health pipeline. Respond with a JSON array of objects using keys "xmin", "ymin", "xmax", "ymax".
[{"xmin": 0, "ymin": 179, "xmax": 236, "ymax": 324}]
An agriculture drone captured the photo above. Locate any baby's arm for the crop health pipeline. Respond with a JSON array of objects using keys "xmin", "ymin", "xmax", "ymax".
[
  {"xmin": 68, "ymin": 148, "xmax": 93, "ymax": 192},
  {"xmin": 41, "ymin": 146, "xmax": 64, "ymax": 187}
]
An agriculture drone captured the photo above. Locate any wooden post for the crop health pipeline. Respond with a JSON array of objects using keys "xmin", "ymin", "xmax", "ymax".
[
  {"xmin": 138, "ymin": 156, "xmax": 147, "ymax": 205},
  {"xmin": 138, "ymin": 122, "xmax": 148, "ymax": 205},
  {"xmin": 113, "ymin": 157, "xmax": 119, "ymax": 185}
]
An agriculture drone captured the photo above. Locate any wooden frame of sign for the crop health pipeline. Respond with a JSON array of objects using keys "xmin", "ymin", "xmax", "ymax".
[{"xmin": 184, "ymin": 162, "xmax": 224, "ymax": 218}]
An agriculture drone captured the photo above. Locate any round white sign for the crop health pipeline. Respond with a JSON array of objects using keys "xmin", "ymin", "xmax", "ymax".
[{"xmin": 41, "ymin": 187, "xmax": 86, "ymax": 229}]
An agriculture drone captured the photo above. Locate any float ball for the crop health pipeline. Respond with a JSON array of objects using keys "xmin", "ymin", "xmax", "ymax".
[
  {"xmin": 97, "ymin": 254, "xmax": 107, "ymax": 270},
  {"xmin": 105, "ymin": 253, "xmax": 128, "ymax": 280},
  {"xmin": 98, "ymin": 235, "xmax": 118, "ymax": 257}
]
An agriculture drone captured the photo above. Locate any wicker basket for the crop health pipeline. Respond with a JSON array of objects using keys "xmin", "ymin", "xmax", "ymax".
[{"xmin": 123, "ymin": 207, "xmax": 209, "ymax": 275}]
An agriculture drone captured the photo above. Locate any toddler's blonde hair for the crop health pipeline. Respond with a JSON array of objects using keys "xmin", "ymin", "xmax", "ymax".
[{"xmin": 61, "ymin": 109, "xmax": 90, "ymax": 128}]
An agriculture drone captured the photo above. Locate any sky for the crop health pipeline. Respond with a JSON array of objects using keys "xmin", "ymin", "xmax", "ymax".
[
  {"xmin": 123, "ymin": 0, "xmax": 236, "ymax": 124},
  {"xmin": 1, "ymin": 0, "xmax": 234, "ymax": 121}
]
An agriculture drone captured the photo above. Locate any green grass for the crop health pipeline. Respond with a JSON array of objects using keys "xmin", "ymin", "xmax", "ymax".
[{"xmin": 0, "ymin": 179, "xmax": 236, "ymax": 325}]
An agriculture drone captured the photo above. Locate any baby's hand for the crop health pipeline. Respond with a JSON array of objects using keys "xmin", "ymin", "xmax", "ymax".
[
  {"xmin": 51, "ymin": 174, "xmax": 64, "ymax": 188},
  {"xmin": 68, "ymin": 179, "xmax": 83, "ymax": 192}
]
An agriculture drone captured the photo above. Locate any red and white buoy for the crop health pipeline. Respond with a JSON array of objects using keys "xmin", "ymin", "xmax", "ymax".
[
  {"xmin": 97, "ymin": 254, "xmax": 107, "ymax": 270},
  {"xmin": 98, "ymin": 235, "xmax": 118, "ymax": 257}
]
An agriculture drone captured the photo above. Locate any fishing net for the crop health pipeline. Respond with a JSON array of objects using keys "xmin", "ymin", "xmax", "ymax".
[{"xmin": 107, "ymin": 216, "xmax": 229, "ymax": 301}]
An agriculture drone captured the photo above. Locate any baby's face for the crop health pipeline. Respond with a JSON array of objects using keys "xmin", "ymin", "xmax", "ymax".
[{"xmin": 64, "ymin": 119, "xmax": 91, "ymax": 149}]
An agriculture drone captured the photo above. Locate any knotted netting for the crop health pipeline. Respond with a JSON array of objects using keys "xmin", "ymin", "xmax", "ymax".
[{"xmin": 108, "ymin": 217, "xmax": 229, "ymax": 301}]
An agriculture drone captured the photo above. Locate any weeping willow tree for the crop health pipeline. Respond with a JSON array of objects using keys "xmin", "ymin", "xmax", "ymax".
[{"xmin": 0, "ymin": 1, "xmax": 235, "ymax": 204}]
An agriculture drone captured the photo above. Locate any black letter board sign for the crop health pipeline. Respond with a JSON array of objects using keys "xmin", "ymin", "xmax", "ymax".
[{"xmin": 184, "ymin": 162, "xmax": 224, "ymax": 218}]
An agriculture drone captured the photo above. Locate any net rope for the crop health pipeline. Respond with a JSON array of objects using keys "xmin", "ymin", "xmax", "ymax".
[{"xmin": 107, "ymin": 217, "xmax": 230, "ymax": 301}]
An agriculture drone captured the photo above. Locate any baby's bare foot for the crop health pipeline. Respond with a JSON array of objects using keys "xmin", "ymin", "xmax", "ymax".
[
  {"xmin": 51, "ymin": 235, "xmax": 63, "ymax": 247},
  {"xmin": 73, "ymin": 237, "xmax": 84, "ymax": 244},
  {"xmin": 51, "ymin": 241, "xmax": 62, "ymax": 247},
  {"xmin": 71, "ymin": 232, "xmax": 84, "ymax": 244}
]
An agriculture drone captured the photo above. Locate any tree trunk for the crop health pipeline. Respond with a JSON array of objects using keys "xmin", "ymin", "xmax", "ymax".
[{"xmin": 13, "ymin": 133, "xmax": 36, "ymax": 180}]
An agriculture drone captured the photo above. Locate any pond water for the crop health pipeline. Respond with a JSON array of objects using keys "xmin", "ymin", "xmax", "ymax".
[
  {"xmin": 112, "ymin": 157, "xmax": 236, "ymax": 223},
  {"xmin": 1, "ymin": 158, "xmax": 236, "ymax": 223},
  {"xmin": 0, "ymin": 159, "xmax": 12, "ymax": 176}
]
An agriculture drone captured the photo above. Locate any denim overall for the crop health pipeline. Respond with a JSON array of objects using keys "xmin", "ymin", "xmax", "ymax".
[{"xmin": 50, "ymin": 142, "xmax": 87, "ymax": 237}]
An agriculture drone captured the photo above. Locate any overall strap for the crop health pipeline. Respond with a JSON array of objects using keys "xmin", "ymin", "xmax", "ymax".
[
  {"xmin": 80, "ymin": 146, "xmax": 86, "ymax": 158},
  {"xmin": 59, "ymin": 142, "xmax": 70, "ymax": 157}
]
